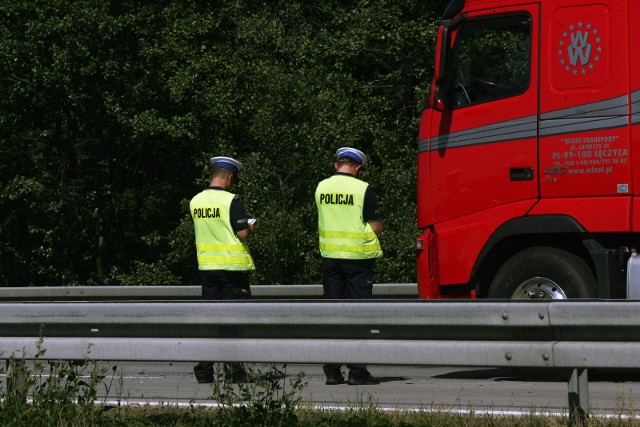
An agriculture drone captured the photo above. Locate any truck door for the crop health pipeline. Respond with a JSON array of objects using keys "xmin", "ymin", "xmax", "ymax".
[
  {"xmin": 427, "ymin": 4, "xmax": 539, "ymax": 226},
  {"xmin": 537, "ymin": 1, "xmax": 631, "ymax": 231}
]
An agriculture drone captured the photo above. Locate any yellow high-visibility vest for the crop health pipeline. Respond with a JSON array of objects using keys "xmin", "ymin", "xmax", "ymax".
[
  {"xmin": 190, "ymin": 189, "xmax": 254, "ymax": 271},
  {"xmin": 315, "ymin": 175, "xmax": 382, "ymax": 259}
]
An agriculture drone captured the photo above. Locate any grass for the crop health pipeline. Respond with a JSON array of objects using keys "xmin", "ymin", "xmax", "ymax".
[
  {"xmin": 87, "ymin": 405, "xmax": 640, "ymax": 426},
  {"xmin": 1, "ymin": 337, "xmax": 639, "ymax": 426}
]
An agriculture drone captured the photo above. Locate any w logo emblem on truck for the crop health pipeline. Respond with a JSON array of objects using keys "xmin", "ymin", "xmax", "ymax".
[
  {"xmin": 558, "ymin": 22, "xmax": 603, "ymax": 76},
  {"xmin": 568, "ymin": 31, "xmax": 591, "ymax": 66}
]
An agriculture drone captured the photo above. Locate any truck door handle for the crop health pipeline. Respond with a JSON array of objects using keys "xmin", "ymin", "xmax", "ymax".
[{"xmin": 510, "ymin": 167, "xmax": 534, "ymax": 181}]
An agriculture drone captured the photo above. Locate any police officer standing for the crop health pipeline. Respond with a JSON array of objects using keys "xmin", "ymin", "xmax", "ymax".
[
  {"xmin": 315, "ymin": 147, "xmax": 383, "ymax": 385},
  {"xmin": 190, "ymin": 156, "xmax": 255, "ymax": 383}
]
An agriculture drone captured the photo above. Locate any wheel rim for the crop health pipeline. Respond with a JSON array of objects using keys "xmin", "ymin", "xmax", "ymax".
[{"xmin": 510, "ymin": 277, "xmax": 568, "ymax": 300}]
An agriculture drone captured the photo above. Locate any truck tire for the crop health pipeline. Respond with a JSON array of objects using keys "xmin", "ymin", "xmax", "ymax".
[{"xmin": 487, "ymin": 247, "xmax": 597, "ymax": 299}]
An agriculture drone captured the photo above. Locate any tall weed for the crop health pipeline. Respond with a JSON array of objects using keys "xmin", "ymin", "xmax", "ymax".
[
  {"xmin": 210, "ymin": 363, "xmax": 307, "ymax": 426},
  {"xmin": 0, "ymin": 334, "xmax": 117, "ymax": 426}
]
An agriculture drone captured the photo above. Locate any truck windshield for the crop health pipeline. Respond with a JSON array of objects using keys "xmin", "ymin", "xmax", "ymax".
[{"xmin": 444, "ymin": 14, "xmax": 531, "ymax": 108}]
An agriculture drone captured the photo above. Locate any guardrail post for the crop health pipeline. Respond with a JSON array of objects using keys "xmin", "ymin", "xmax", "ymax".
[
  {"xmin": 568, "ymin": 367, "xmax": 589, "ymax": 426},
  {"xmin": 6, "ymin": 358, "xmax": 28, "ymax": 402}
]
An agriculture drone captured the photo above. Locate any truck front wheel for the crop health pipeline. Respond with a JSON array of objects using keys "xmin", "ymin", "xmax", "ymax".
[{"xmin": 487, "ymin": 247, "xmax": 597, "ymax": 299}]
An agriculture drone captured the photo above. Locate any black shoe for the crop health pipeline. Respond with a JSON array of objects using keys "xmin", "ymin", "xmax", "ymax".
[
  {"xmin": 194, "ymin": 365, "xmax": 213, "ymax": 383},
  {"xmin": 346, "ymin": 374, "xmax": 379, "ymax": 385},
  {"xmin": 225, "ymin": 371, "xmax": 252, "ymax": 384},
  {"xmin": 325, "ymin": 373, "xmax": 345, "ymax": 385}
]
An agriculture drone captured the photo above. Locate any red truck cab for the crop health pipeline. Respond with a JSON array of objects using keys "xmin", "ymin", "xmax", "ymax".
[{"xmin": 417, "ymin": 0, "xmax": 640, "ymax": 299}]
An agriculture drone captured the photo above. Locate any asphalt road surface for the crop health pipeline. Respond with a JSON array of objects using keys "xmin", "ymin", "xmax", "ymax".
[{"xmin": 91, "ymin": 362, "xmax": 640, "ymax": 417}]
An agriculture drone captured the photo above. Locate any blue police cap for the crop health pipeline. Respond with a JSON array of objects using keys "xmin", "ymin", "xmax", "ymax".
[
  {"xmin": 336, "ymin": 147, "xmax": 367, "ymax": 165},
  {"xmin": 210, "ymin": 156, "xmax": 244, "ymax": 172}
]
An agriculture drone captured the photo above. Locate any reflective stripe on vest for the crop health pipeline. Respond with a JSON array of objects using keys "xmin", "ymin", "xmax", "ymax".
[
  {"xmin": 190, "ymin": 189, "xmax": 255, "ymax": 271},
  {"xmin": 315, "ymin": 175, "xmax": 383, "ymax": 260}
]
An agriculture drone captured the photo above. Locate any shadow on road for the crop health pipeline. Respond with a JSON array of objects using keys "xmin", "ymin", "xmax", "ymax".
[
  {"xmin": 433, "ymin": 368, "xmax": 512, "ymax": 380},
  {"xmin": 433, "ymin": 367, "xmax": 640, "ymax": 383}
]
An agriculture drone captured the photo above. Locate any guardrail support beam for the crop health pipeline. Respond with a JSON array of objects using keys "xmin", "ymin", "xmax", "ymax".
[
  {"xmin": 6, "ymin": 359, "xmax": 28, "ymax": 403},
  {"xmin": 568, "ymin": 367, "xmax": 589, "ymax": 426}
]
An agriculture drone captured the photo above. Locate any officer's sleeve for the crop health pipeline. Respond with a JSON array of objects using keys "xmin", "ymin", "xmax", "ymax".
[
  {"xmin": 230, "ymin": 197, "xmax": 250, "ymax": 233},
  {"xmin": 363, "ymin": 187, "xmax": 383, "ymax": 221}
]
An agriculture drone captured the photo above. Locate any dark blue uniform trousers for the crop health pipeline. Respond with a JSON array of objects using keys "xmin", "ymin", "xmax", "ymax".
[{"xmin": 321, "ymin": 257, "xmax": 375, "ymax": 378}]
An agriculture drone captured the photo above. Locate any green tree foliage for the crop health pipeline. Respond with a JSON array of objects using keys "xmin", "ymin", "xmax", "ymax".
[{"xmin": 0, "ymin": 0, "xmax": 450, "ymax": 286}]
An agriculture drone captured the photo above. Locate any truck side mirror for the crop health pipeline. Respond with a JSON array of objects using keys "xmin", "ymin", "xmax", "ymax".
[
  {"xmin": 432, "ymin": 75, "xmax": 450, "ymax": 112},
  {"xmin": 433, "ymin": 14, "xmax": 466, "ymax": 112}
]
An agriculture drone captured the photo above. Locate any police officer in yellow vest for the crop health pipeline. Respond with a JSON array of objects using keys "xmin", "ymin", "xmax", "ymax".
[
  {"xmin": 191, "ymin": 156, "xmax": 255, "ymax": 384},
  {"xmin": 315, "ymin": 147, "xmax": 383, "ymax": 385}
]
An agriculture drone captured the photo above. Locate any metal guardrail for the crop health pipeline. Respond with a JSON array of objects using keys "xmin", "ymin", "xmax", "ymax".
[
  {"xmin": 0, "ymin": 299, "xmax": 638, "ymax": 422},
  {"xmin": 0, "ymin": 283, "xmax": 417, "ymax": 300}
]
